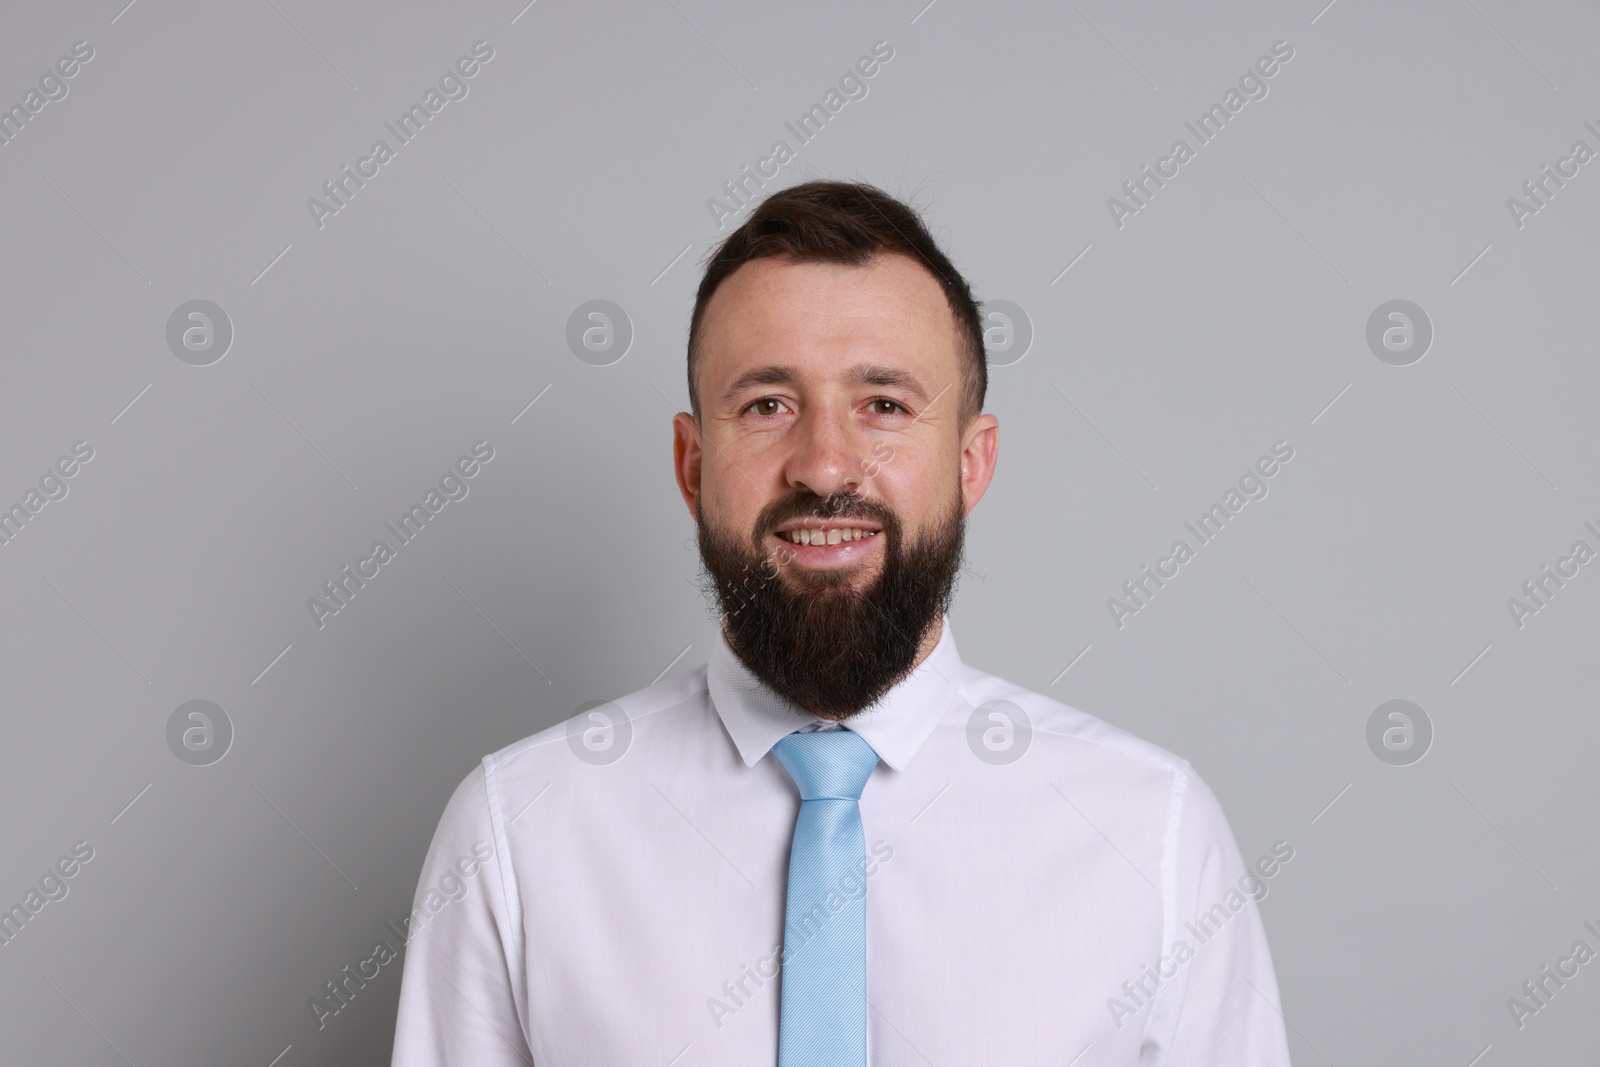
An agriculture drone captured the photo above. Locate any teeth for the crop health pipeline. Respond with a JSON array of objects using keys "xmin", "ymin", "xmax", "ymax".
[{"xmin": 781, "ymin": 527, "xmax": 879, "ymax": 545}]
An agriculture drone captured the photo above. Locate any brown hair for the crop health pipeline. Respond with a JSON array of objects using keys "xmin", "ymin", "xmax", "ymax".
[{"xmin": 686, "ymin": 180, "xmax": 986, "ymax": 428}]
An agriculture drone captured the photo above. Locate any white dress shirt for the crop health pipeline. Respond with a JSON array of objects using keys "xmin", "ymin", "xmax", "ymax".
[{"xmin": 390, "ymin": 615, "xmax": 1292, "ymax": 1065}]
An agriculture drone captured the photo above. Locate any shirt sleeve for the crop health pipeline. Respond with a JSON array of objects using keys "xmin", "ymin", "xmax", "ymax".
[
  {"xmin": 390, "ymin": 758, "xmax": 534, "ymax": 1067},
  {"xmin": 1141, "ymin": 764, "xmax": 1293, "ymax": 1066}
]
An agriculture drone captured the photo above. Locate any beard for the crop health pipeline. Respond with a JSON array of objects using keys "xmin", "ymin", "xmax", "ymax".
[{"xmin": 694, "ymin": 485, "xmax": 966, "ymax": 721}]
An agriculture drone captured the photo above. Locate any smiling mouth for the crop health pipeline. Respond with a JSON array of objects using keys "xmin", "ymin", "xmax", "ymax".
[{"xmin": 774, "ymin": 525, "xmax": 881, "ymax": 547}]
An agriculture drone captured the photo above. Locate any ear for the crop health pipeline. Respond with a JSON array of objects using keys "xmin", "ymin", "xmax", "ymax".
[
  {"xmin": 958, "ymin": 413, "xmax": 999, "ymax": 517},
  {"xmin": 672, "ymin": 411, "xmax": 703, "ymax": 520}
]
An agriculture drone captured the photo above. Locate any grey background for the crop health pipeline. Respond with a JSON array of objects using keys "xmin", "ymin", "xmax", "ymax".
[{"xmin": 1, "ymin": 0, "xmax": 1596, "ymax": 1063}]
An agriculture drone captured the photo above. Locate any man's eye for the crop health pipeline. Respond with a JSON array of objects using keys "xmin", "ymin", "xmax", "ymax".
[
  {"xmin": 745, "ymin": 398, "xmax": 788, "ymax": 416},
  {"xmin": 871, "ymin": 399, "xmax": 907, "ymax": 415}
]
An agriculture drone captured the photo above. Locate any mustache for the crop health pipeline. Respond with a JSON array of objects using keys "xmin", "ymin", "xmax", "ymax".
[{"xmin": 757, "ymin": 492, "xmax": 895, "ymax": 536}]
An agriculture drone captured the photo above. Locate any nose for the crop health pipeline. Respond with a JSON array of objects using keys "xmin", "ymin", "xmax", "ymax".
[{"xmin": 782, "ymin": 404, "xmax": 865, "ymax": 500}]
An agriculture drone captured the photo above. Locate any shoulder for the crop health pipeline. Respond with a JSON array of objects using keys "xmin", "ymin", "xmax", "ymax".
[
  {"xmin": 488, "ymin": 665, "xmax": 709, "ymax": 764},
  {"xmin": 955, "ymin": 663, "xmax": 1252, "ymax": 861},
  {"xmin": 955, "ymin": 660, "xmax": 1193, "ymax": 781},
  {"xmin": 446, "ymin": 666, "xmax": 712, "ymax": 812}
]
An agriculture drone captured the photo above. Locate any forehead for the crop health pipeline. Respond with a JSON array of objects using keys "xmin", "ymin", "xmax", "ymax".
[{"xmin": 696, "ymin": 252, "xmax": 961, "ymax": 401}]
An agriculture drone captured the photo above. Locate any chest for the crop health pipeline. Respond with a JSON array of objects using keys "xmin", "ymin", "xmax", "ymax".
[{"xmin": 512, "ymin": 784, "xmax": 1165, "ymax": 1065}]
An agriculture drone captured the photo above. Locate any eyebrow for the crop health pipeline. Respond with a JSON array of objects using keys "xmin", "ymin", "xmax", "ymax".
[{"xmin": 719, "ymin": 362, "xmax": 933, "ymax": 408}]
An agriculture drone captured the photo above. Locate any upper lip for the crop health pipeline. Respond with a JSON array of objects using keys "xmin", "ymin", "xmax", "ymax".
[{"xmin": 773, "ymin": 519, "xmax": 883, "ymax": 535}]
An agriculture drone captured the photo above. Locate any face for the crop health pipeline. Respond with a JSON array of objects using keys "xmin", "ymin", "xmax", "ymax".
[{"xmin": 673, "ymin": 252, "xmax": 999, "ymax": 719}]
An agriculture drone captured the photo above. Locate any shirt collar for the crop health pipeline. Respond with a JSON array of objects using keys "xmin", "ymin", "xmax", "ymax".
[{"xmin": 707, "ymin": 614, "xmax": 963, "ymax": 772}]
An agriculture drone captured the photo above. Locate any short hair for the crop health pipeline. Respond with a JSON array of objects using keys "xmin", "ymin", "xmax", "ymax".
[{"xmin": 686, "ymin": 180, "xmax": 986, "ymax": 428}]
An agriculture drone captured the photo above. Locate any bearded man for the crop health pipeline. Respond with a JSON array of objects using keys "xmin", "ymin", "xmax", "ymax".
[{"xmin": 390, "ymin": 180, "xmax": 1292, "ymax": 1066}]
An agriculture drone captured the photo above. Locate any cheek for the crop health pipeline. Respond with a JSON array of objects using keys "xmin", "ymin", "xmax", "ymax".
[
  {"xmin": 702, "ymin": 477, "xmax": 765, "ymax": 540},
  {"xmin": 703, "ymin": 434, "xmax": 793, "ymax": 531},
  {"xmin": 875, "ymin": 451, "xmax": 952, "ymax": 524}
]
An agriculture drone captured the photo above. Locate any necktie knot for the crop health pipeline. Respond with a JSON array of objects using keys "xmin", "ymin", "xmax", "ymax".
[{"xmin": 771, "ymin": 728, "xmax": 880, "ymax": 802}]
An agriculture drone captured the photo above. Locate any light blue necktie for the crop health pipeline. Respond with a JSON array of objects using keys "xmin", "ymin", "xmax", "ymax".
[{"xmin": 769, "ymin": 728, "xmax": 882, "ymax": 1067}]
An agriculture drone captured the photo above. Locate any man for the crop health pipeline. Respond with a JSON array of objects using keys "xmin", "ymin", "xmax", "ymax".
[{"xmin": 390, "ymin": 181, "xmax": 1292, "ymax": 1064}]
